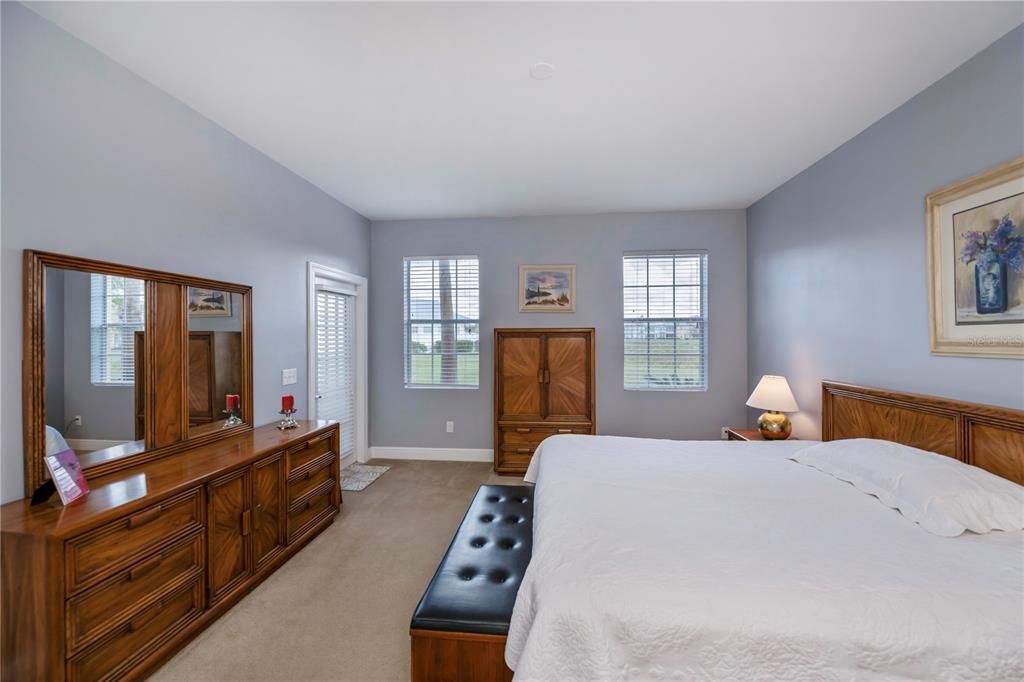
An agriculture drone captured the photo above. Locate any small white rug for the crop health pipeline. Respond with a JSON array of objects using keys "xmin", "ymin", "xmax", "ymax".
[{"xmin": 340, "ymin": 463, "xmax": 391, "ymax": 492}]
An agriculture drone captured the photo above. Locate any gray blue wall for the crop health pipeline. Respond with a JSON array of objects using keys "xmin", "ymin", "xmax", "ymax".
[
  {"xmin": 369, "ymin": 211, "xmax": 748, "ymax": 449},
  {"xmin": 1, "ymin": 3, "xmax": 370, "ymax": 502},
  {"xmin": 747, "ymin": 25, "xmax": 1024, "ymax": 438}
]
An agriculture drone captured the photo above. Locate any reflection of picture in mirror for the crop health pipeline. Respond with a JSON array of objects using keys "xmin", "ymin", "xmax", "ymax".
[
  {"xmin": 188, "ymin": 291, "xmax": 245, "ymax": 437},
  {"xmin": 188, "ymin": 287, "xmax": 232, "ymax": 317}
]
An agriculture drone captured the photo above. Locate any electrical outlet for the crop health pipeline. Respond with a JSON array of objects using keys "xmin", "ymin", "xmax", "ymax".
[
  {"xmin": 72, "ymin": 415, "xmax": 83, "ymax": 426},
  {"xmin": 720, "ymin": 426, "xmax": 729, "ymax": 440},
  {"xmin": 282, "ymin": 368, "xmax": 297, "ymax": 385},
  {"xmin": 446, "ymin": 421, "xmax": 454, "ymax": 433}
]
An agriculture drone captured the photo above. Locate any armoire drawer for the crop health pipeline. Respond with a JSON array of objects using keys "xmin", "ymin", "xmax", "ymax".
[
  {"xmin": 66, "ymin": 531, "xmax": 204, "ymax": 654},
  {"xmin": 286, "ymin": 433, "xmax": 333, "ymax": 473},
  {"xmin": 66, "ymin": 577, "xmax": 204, "ymax": 682},
  {"xmin": 500, "ymin": 425, "xmax": 589, "ymax": 446},
  {"xmin": 66, "ymin": 489, "xmax": 204, "ymax": 594}
]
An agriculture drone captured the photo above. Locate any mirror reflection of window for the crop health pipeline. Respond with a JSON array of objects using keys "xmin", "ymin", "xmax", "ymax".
[
  {"xmin": 44, "ymin": 268, "xmax": 146, "ymax": 458},
  {"xmin": 187, "ymin": 288, "xmax": 244, "ymax": 437}
]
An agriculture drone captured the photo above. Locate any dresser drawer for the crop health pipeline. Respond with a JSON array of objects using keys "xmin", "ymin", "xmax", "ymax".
[
  {"xmin": 67, "ymin": 577, "xmax": 204, "ymax": 682},
  {"xmin": 67, "ymin": 531, "xmax": 204, "ymax": 654},
  {"xmin": 67, "ymin": 489, "xmax": 204, "ymax": 594},
  {"xmin": 287, "ymin": 482, "xmax": 334, "ymax": 542},
  {"xmin": 287, "ymin": 454, "xmax": 334, "ymax": 503},
  {"xmin": 286, "ymin": 432, "xmax": 334, "ymax": 473}
]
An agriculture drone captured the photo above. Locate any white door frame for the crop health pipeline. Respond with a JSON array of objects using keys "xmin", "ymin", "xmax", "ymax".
[{"xmin": 307, "ymin": 262, "xmax": 368, "ymax": 466}]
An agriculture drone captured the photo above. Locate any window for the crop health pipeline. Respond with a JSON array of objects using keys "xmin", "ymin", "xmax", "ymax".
[
  {"xmin": 90, "ymin": 274, "xmax": 145, "ymax": 385},
  {"xmin": 623, "ymin": 252, "xmax": 708, "ymax": 391},
  {"xmin": 404, "ymin": 257, "xmax": 480, "ymax": 388}
]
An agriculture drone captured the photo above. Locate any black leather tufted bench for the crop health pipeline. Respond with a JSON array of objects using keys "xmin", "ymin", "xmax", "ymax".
[{"xmin": 410, "ymin": 485, "xmax": 534, "ymax": 682}]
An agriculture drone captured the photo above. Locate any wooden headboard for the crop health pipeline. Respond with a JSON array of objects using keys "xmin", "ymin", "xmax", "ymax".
[{"xmin": 821, "ymin": 382, "xmax": 1024, "ymax": 485}]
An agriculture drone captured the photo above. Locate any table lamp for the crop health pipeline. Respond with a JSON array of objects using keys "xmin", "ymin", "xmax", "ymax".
[{"xmin": 746, "ymin": 375, "xmax": 799, "ymax": 440}]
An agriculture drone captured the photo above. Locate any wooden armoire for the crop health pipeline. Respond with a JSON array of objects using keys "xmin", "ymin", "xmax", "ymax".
[{"xmin": 493, "ymin": 328, "xmax": 595, "ymax": 473}]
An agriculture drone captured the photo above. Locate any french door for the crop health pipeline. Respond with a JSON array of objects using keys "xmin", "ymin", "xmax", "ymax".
[{"xmin": 308, "ymin": 263, "xmax": 366, "ymax": 463}]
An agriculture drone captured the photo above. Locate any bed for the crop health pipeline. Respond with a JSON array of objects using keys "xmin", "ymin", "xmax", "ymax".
[{"xmin": 505, "ymin": 382, "xmax": 1024, "ymax": 681}]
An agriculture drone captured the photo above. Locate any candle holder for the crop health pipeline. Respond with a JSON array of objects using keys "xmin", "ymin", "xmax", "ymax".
[
  {"xmin": 277, "ymin": 408, "xmax": 298, "ymax": 430},
  {"xmin": 222, "ymin": 409, "xmax": 243, "ymax": 428}
]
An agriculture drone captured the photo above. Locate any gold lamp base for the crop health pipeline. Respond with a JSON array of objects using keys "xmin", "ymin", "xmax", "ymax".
[{"xmin": 757, "ymin": 411, "xmax": 792, "ymax": 440}]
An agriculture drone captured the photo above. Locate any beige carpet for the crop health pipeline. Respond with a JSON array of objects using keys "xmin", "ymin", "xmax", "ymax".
[{"xmin": 151, "ymin": 459, "xmax": 521, "ymax": 682}]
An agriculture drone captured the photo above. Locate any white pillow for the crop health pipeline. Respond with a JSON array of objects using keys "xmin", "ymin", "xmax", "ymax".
[{"xmin": 790, "ymin": 438, "xmax": 1024, "ymax": 536}]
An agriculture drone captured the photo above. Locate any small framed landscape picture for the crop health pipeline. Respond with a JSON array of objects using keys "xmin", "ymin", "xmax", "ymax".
[
  {"xmin": 927, "ymin": 158, "xmax": 1024, "ymax": 358},
  {"xmin": 188, "ymin": 287, "xmax": 232, "ymax": 317},
  {"xmin": 519, "ymin": 265, "xmax": 576, "ymax": 313}
]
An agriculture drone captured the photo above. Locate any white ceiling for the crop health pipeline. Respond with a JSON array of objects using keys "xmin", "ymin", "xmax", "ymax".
[{"xmin": 27, "ymin": 2, "xmax": 1023, "ymax": 221}]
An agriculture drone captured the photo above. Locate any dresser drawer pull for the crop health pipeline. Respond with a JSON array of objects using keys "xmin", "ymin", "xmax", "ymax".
[
  {"xmin": 127, "ymin": 506, "xmax": 162, "ymax": 529},
  {"xmin": 515, "ymin": 427, "xmax": 531, "ymax": 433},
  {"xmin": 127, "ymin": 600, "xmax": 162, "ymax": 632},
  {"xmin": 240, "ymin": 509, "xmax": 252, "ymax": 536},
  {"xmin": 557, "ymin": 428, "xmax": 572, "ymax": 433},
  {"xmin": 516, "ymin": 447, "xmax": 531, "ymax": 454},
  {"xmin": 128, "ymin": 554, "xmax": 163, "ymax": 582},
  {"xmin": 253, "ymin": 504, "xmax": 263, "ymax": 530}
]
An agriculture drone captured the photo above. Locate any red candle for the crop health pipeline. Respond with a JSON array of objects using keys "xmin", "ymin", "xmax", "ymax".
[
  {"xmin": 281, "ymin": 394, "xmax": 294, "ymax": 412},
  {"xmin": 225, "ymin": 394, "xmax": 240, "ymax": 412}
]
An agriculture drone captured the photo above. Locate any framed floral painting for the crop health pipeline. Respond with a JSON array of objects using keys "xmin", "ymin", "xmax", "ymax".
[
  {"xmin": 519, "ymin": 265, "xmax": 576, "ymax": 312},
  {"xmin": 927, "ymin": 158, "xmax": 1024, "ymax": 358}
]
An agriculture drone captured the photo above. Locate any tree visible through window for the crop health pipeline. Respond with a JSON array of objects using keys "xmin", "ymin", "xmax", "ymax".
[
  {"xmin": 404, "ymin": 257, "xmax": 480, "ymax": 387},
  {"xmin": 90, "ymin": 274, "xmax": 145, "ymax": 385},
  {"xmin": 623, "ymin": 252, "xmax": 708, "ymax": 390}
]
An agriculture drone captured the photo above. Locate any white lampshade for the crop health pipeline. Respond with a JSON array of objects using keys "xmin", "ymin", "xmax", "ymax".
[{"xmin": 746, "ymin": 375, "xmax": 799, "ymax": 413}]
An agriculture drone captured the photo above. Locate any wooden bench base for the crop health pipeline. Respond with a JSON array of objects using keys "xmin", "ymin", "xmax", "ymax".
[{"xmin": 410, "ymin": 629, "xmax": 513, "ymax": 682}]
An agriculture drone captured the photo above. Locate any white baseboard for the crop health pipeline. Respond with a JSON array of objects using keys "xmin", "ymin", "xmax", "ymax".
[
  {"xmin": 67, "ymin": 438, "xmax": 124, "ymax": 451},
  {"xmin": 368, "ymin": 446, "xmax": 491, "ymax": 463}
]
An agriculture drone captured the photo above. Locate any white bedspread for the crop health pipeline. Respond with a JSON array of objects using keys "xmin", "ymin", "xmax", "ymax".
[{"xmin": 507, "ymin": 435, "xmax": 1024, "ymax": 681}]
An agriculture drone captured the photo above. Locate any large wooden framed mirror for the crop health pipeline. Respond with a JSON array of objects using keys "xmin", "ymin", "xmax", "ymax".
[{"xmin": 22, "ymin": 250, "xmax": 253, "ymax": 497}]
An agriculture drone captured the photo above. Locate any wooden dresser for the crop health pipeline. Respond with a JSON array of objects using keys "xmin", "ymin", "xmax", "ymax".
[
  {"xmin": 1, "ymin": 420, "xmax": 341, "ymax": 682},
  {"xmin": 493, "ymin": 328, "xmax": 595, "ymax": 474}
]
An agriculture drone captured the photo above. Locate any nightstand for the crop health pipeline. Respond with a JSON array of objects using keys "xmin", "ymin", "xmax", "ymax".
[{"xmin": 725, "ymin": 427, "xmax": 798, "ymax": 442}]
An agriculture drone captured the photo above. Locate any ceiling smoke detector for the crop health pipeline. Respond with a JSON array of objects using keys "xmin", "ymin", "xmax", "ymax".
[{"xmin": 529, "ymin": 62, "xmax": 555, "ymax": 80}]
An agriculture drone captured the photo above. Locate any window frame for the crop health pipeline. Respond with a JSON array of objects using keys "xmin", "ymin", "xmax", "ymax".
[
  {"xmin": 89, "ymin": 273, "xmax": 145, "ymax": 387},
  {"xmin": 622, "ymin": 250, "xmax": 709, "ymax": 392},
  {"xmin": 403, "ymin": 255, "xmax": 481, "ymax": 390}
]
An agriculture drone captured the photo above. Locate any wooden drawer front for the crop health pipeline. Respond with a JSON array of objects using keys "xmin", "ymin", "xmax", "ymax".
[
  {"xmin": 287, "ymin": 483, "xmax": 334, "ymax": 543},
  {"xmin": 500, "ymin": 426, "xmax": 587, "ymax": 446},
  {"xmin": 287, "ymin": 433, "xmax": 333, "ymax": 474},
  {"xmin": 67, "ymin": 577, "xmax": 204, "ymax": 682},
  {"xmin": 67, "ymin": 489, "xmax": 203, "ymax": 594},
  {"xmin": 287, "ymin": 454, "xmax": 334, "ymax": 503},
  {"xmin": 496, "ymin": 450, "xmax": 533, "ymax": 470},
  {"xmin": 67, "ymin": 531, "xmax": 204, "ymax": 654}
]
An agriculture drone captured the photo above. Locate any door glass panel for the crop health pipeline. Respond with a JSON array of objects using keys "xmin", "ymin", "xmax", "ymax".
[{"xmin": 315, "ymin": 288, "xmax": 356, "ymax": 457}]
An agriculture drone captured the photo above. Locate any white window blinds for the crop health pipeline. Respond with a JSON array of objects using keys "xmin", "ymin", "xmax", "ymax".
[
  {"xmin": 623, "ymin": 252, "xmax": 708, "ymax": 391},
  {"xmin": 90, "ymin": 274, "xmax": 145, "ymax": 385},
  {"xmin": 404, "ymin": 257, "xmax": 480, "ymax": 388},
  {"xmin": 315, "ymin": 285, "xmax": 356, "ymax": 458}
]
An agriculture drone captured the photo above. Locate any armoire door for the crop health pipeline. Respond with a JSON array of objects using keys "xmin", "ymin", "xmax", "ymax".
[
  {"xmin": 251, "ymin": 453, "xmax": 284, "ymax": 571},
  {"xmin": 496, "ymin": 332, "xmax": 545, "ymax": 420},
  {"xmin": 545, "ymin": 331, "xmax": 592, "ymax": 421},
  {"xmin": 207, "ymin": 468, "xmax": 251, "ymax": 603}
]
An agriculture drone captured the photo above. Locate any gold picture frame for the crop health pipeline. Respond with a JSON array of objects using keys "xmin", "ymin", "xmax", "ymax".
[{"xmin": 926, "ymin": 157, "xmax": 1024, "ymax": 358}]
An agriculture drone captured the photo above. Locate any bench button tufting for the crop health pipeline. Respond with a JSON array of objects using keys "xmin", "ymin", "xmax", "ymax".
[
  {"xmin": 458, "ymin": 568, "xmax": 477, "ymax": 581},
  {"xmin": 470, "ymin": 537, "xmax": 488, "ymax": 548},
  {"xmin": 489, "ymin": 569, "xmax": 511, "ymax": 584},
  {"xmin": 498, "ymin": 538, "xmax": 518, "ymax": 550},
  {"xmin": 503, "ymin": 515, "xmax": 523, "ymax": 524},
  {"xmin": 479, "ymin": 514, "xmax": 495, "ymax": 523}
]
